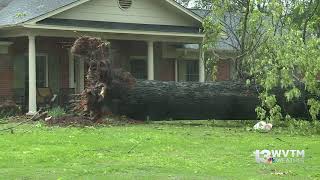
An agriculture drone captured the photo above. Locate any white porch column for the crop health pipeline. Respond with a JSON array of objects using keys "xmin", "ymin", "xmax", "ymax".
[
  {"xmin": 79, "ymin": 60, "xmax": 85, "ymax": 91},
  {"xmin": 68, "ymin": 50, "xmax": 75, "ymax": 88},
  {"xmin": 147, "ymin": 41, "xmax": 154, "ymax": 80},
  {"xmin": 199, "ymin": 44, "xmax": 205, "ymax": 82},
  {"xmin": 27, "ymin": 35, "xmax": 37, "ymax": 115},
  {"xmin": 175, "ymin": 59, "xmax": 178, "ymax": 82}
]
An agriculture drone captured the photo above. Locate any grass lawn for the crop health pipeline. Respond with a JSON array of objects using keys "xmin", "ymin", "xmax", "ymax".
[{"xmin": 0, "ymin": 120, "xmax": 319, "ymax": 179}]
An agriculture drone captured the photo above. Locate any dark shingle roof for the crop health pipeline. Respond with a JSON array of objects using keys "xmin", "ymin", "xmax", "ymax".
[
  {"xmin": 189, "ymin": 9, "xmax": 210, "ymax": 18},
  {"xmin": 0, "ymin": 0, "xmax": 13, "ymax": 10},
  {"xmin": 0, "ymin": 0, "xmax": 78, "ymax": 27}
]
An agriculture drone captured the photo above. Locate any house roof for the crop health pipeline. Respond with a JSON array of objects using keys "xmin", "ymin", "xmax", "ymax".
[
  {"xmin": 0, "ymin": 0, "xmax": 79, "ymax": 26},
  {"xmin": 0, "ymin": 0, "xmax": 13, "ymax": 10},
  {"xmin": 189, "ymin": 9, "xmax": 210, "ymax": 18},
  {"xmin": 0, "ymin": 0, "xmax": 203, "ymax": 27}
]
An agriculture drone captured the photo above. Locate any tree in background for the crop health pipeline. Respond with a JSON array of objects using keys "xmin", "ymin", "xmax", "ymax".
[
  {"xmin": 203, "ymin": 0, "xmax": 320, "ymax": 123},
  {"xmin": 175, "ymin": 0, "xmax": 192, "ymax": 7},
  {"xmin": 175, "ymin": 0, "xmax": 212, "ymax": 9}
]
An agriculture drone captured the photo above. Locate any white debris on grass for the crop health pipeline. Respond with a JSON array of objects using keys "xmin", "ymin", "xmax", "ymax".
[{"xmin": 253, "ymin": 121, "xmax": 273, "ymax": 132}]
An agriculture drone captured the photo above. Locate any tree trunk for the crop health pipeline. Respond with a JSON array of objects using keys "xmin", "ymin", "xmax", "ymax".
[{"xmin": 108, "ymin": 80, "xmax": 259, "ymax": 120}]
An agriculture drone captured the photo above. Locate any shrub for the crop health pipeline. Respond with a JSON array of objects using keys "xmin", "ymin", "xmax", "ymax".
[
  {"xmin": 0, "ymin": 100, "xmax": 21, "ymax": 118},
  {"xmin": 285, "ymin": 119, "xmax": 320, "ymax": 135}
]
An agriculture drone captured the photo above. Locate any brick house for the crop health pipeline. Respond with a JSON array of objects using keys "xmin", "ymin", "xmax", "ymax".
[{"xmin": 0, "ymin": 0, "xmax": 234, "ymax": 114}]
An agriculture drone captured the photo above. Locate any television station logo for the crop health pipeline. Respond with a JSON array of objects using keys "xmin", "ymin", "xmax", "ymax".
[{"xmin": 255, "ymin": 149, "xmax": 305, "ymax": 164}]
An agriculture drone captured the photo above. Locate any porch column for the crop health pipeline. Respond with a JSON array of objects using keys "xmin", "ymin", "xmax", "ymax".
[
  {"xmin": 199, "ymin": 44, "xmax": 205, "ymax": 82},
  {"xmin": 147, "ymin": 41, "xmax": 154, "ymax": 80},
  {"xmin": 68, "ymin": 50, "xmax": 75, "ymax": 88},
  {"xmin": 27, "ymin": 35, "xmax": 37, "ymax": 115},
  {"xmin": 175, "ymin": 59, "xmax": 178, "ymax": 82},
  {"xmin": 79, "ymin": 59, "xmax": 85, "ymax": 91}
]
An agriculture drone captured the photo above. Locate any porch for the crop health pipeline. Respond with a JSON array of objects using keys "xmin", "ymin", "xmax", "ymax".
[{"xmin": 0, "ymin": 34, "xmax": 205, "ymax": 114}]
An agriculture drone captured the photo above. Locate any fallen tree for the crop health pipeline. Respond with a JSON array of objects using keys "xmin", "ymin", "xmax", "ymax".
[
  {"xmin": 70, "ymin": 37, "xmax": 260, "ymax": 120},
  {"xmin": 70, "ymin": 37, "xmax": 308, "ymax": 121},
  {"xmin": 112, "ymin": 80, "xmax": 259, "ymax": 120}
]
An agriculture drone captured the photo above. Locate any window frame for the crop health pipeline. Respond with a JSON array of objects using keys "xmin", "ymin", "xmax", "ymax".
[
  {"xmin": 25, "ymin": 53, "xmax": 49, "ymax": 88},
  {"xmin": 130, "ymin": 56, "xmax": 147, "ymax": 80}
]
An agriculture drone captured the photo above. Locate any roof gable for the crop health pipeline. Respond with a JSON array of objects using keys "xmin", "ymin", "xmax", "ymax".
[
  {"xmin": 50, "ymin": 0, "xmax": 201, "ymax": 27},
  {"xmin": 0, "ymin": 0, "xmax": 202, "ymax": 27}
]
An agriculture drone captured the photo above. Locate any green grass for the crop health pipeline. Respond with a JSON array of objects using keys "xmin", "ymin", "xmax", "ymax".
[{"xmin": 0, "ymin": 121, "xmax": 319, "ymax": 179}]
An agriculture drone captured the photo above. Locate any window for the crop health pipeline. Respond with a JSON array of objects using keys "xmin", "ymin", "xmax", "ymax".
[
  {"xmin": 130, "ymin": 59, "xmax": 147, "ymax": 79},
  {"xmin": 25, "ymin": 54, "xmax": 48, "ymax": 88},
  {"xmin": 118, "ymin": 0, "xmax": 132, "ymax": 10},
  {"xmin": 185, "ymin": 60, "xmax": 199, "ymax": 82},
  {"xmin": 36, "ymin": 55, "xmax": 48, "ymax": 87}
]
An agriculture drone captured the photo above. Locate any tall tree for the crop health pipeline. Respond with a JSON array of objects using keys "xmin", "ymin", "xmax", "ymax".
[{"xmin": 204, "ymin": 0, "xmax": 320, "ymax": 122}]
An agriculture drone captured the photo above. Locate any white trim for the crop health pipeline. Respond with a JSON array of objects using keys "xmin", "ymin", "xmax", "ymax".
[
  {"xmin": 27, "ymin": 35, "xmax": 37, "ymax": 115},
  {"xmin": 147, "ymin": 41, "xmax": 154, "ymax": 80},
  {"xmin": 130, "ymin": 55, "xmax": 147, "ymax": 60},
  {"xmin": 0, "ymin": 41, "xmax": 13, "ymax": 46},
  {"xmin": 176, "ymin": 48, "xmax": 200, "ymax": 53},
  {"xmin": 165, "ymin": 0, "xmax": 203, "ymax": 23},
  {"xmin": 22, "ymin": 24, "xmax": 204, "ymax": 38},
  {"xmin": 26, "ymin": 0, "xmax": 91, "ymax": 24}
]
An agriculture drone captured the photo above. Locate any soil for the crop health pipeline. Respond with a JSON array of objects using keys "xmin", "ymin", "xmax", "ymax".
[{"xmin": 44, "ymin": 115, "xmax": 144, "ymax": 127}]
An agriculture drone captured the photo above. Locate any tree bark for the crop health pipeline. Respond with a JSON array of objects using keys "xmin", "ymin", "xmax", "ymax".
[{"xmin": 108, "ymin": 80, "xmax": 259, "ymax": 120}]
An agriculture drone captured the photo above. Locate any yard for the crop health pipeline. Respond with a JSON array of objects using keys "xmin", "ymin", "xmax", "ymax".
[{"xmin": 0, "ymin": 120, "xmax": 319, "ymax": 179}]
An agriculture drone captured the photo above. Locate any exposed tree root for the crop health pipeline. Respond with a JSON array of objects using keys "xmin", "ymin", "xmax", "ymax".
[{"xmin": 70, "ymin": 36, "xmax": 136, "ymax": 121}]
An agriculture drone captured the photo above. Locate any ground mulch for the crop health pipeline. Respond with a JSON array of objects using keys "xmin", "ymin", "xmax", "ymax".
[{"xmin": 45, "ymin": 115, "xmax": 144, "ymax": 127}]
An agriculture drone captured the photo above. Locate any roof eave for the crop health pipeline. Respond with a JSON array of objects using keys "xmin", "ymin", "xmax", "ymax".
[
  {"xmin": 24, "ymin": 0, "xmax": 90, "ymax": 25},
  {"xmin": 165, "ymin": 0, "xmax": 203, "ymax": 23},
  {"xmin": 22, "ymin": 24, "xmax": 205, "ymax": 38}
]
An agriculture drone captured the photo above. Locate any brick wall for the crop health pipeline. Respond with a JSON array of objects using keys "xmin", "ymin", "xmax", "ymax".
[
  {"xmin": 216, "ymin": 60, "xmax": 231, "ymax": 81},
  {"xmin": 0, "ymin": 54, "xmax": 13, "ymax": 99},
  {"xmin": 60, "ymin": 52, "xmax": 69, "ymax": 89},
  {"xmin": 158, "ymin": 59, "xmax": 175, "ymax": 81}
]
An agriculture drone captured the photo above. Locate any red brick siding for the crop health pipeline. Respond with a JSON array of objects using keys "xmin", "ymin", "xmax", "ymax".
[
  {"xmin": 216, "ymin": 61, "xmax": 230, "ymax": 81},
  {"xmin": 0, "ymin": 54, "xmax": 13, "ymax": 98},
  {"xmin": 8, "ymin": 37, "xmax": 73, "ymax": 93},
  {"xmin": 159, "ymin": 59, "xmax": 175, "ymax": 81}
]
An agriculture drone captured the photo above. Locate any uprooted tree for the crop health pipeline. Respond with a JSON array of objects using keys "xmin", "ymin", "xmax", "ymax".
[
  {"xmin": 70, "ymin": 36, "xmax": 309, "ymax": 121},
  {"xmin": 71, "ymin": 37, "xmax": 136, "ymax": 120}
]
